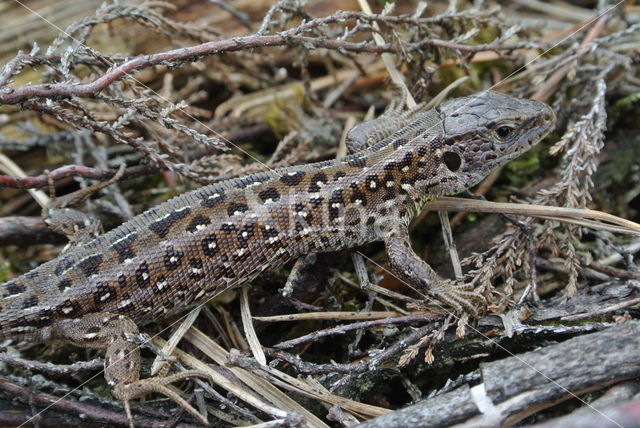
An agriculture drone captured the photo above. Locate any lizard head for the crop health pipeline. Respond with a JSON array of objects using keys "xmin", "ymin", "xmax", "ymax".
[{"xmin": 425, "ymin": 90, "xmax": 555, "ymax": 196}]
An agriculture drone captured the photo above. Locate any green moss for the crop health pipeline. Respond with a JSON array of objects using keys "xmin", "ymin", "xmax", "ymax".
[
  {"xmin": 472, "ymin": 25, "xmax": 500, "ymax": 45},
  {"xmin": 503, "ymin": 146, "xmax": 542, "ymax": 185},
  {"xmin": 0, "ymin": 260, "xmax": 12, "ymax": 282}
]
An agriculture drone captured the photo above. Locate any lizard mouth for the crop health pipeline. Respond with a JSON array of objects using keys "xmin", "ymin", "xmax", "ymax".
[{"xmin": 521, "ymin": 108, "xmax": 556, "ymax": 147}]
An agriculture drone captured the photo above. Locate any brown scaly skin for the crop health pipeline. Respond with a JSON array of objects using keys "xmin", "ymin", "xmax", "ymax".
[{"xmin": 0, "ymin": 91, "xmax": 555, "ymax": 424}]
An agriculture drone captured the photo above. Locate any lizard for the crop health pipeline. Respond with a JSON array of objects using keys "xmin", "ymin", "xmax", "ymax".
[{"xmin": 0, "ymin": 90, "xmax": 555, "ymax": 425}]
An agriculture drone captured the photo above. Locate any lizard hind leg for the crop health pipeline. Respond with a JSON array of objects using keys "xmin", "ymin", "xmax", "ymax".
[
  {"xmin": 114, "ymin": 370, "xmax": 211, "ymax": 427},
  {"xmin": 52, "ymin": 313, "xmax": 210, "ymax": 426}
]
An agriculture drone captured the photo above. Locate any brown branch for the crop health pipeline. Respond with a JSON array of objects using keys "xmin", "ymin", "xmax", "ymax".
[
  {"xmin": 272, "ymin": 314, "xmax": 439, "ymax": 350},
  {"xmin": 587, "ymin": 262, "xmax": 640, "ymax": 281},
  {"xmin": 0, "ymin": 40, "xmax": 386, "ymax": 105},
  {"xmin": 0, "ymin": 353, "xmax": 102, "ymax": 376},
  {"xmin": 264, "ymin": 322, "xmax": 437, "ymax": 375},
  {"xmin": 0, "ymin": 164, "xmax": 155, "ymax": 190},
  {"xmin": 0, "ymin": 217, "xmax": 65, "ymax": 246},
  {"xmin": 0, "ymin": 11, "xmax": 540, "ymax": 106}
]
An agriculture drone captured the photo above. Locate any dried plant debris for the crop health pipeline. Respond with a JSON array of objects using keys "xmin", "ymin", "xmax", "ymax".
[{"xmin": 0, "ymin": 0, "xmax": 639, "ymax": 427}]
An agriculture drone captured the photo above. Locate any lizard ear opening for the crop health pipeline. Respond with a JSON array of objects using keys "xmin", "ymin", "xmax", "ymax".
[{"xmin": 443, "ymin": 151, "xmax": 461, "ymax": 172}]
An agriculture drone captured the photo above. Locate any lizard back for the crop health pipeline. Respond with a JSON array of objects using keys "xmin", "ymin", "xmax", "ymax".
[{"xmin": 0, "ymin": 91, "xmax": 555, "ymax": 341}]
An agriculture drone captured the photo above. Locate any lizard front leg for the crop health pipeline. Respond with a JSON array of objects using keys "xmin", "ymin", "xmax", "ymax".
[
  {"xmin": 43, "ymin": 164, "xmax": 126, "ymax": 248},
  {"xmin": 383, "ymin": 225, "xmax": 483, "ymax": 315},
  {"xmin": 52, "ymin": 313, "xmax": 210, "ymax": 426}
]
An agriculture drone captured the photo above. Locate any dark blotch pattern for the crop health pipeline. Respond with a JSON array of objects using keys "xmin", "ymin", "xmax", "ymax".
[
  {"xmin": 111, "ymin": 233, "xmax": 138, "ymax": 263},
  {"xmin": 328, "ymin": 189, "xmax": 344, "ymax": 220},
  {"xmin": 227, "ymin": 202, "xmax": 249, "ymax": 217},
  {"xmin": 117, "ymin": 274, "xmax": 127, "ymax": 288},
  {"xmin": 198, "ymin": 188, "xmax": 225, "ymax": 208},
  {"xmin": 164, "ymin": 245, "xmax": 184, "ymax": 271},
  {"xmin": 10, "ymin": 310, "xmax": 53, "ymax": 329},
  {"xmin": 365, "ymin": 175, "xmax": 381, "ymax": 192},
  {"xmin": 202, "ymin": 234, "xmax": 219, "ymax": 256},
  {"xmin": 280, "ymin": 171, "xmax": 305, "ymax": 186},
  {"xmin": 400, "ymin": 177, "xmax": 414, "ymax": 194},
  {"xmin": 383, "ymin": 161, "xmax": 397, "ymax": 171},
  {"xmin": 393, "ymin": 138, "xmax": 408, "ymax": 149},
  {"xmin": 135, "ymin": 262, "xmax": 151, "ymax": 288},
  {"xmin": 118, "ymin": 294, "xmax": 135, "ymax": 313},
  {"xmin": 258, "ymin": 187, "xmax": 281, "ymax": 203},
  {"xmin": 308, "ymin": 172, "xmax": 328, "ymax": 193},
  {"xmin": 215, "ymin": 265, "xmax": 236, "ymax": 280},
  {"xmin": 94, "ymin": 282, "xmax": 117, "ymax": 306},
  {"xmin": 333, "ymin": 171, "xmax": 346, "ymax": 182},
  {"xmin": 58, "ymin": 279, "xmax": 72, "ymax": 292},
  {"xmin": 237, "ymin": 224, "xmax": 255, "ymax": 248},
  {"xmin": 220, "ymin": 223, "xmax": 236, "ymax": 233},
  {"xmin": 153, "ymin": 275, "xmax": 169, "ymax": 295},
  {"xmin": 397, "ymin": 152, "xmax": 414, "ymax": 170},
  {"xmin": 189, "ymin": 258, "xmax": 205, "ymax": 279},
  {"xmin": 186, "ymin": 215, "xmax": 211, "ymax": 233},
  {"xmin": 148, "ymin": 207, "xmax": 192, "ymax": 238},
  {"xmin": 293, "ymin": 222, "xmax": 305, "ymax": 241},
  {"xmin": 78, "ymin": 254, "xmax": 104, "ymax": 277},
  {"xmin": 383, "ymin": 187, "xmax": 397, "ymax": 200},
  {"xmin": 234, "ymin": 173, "xmax": 270, "ymax": 189},
  {"xmin": 346, "ymin": 155, "xmax": 366, "ymax": 167},
  {"xmin": 309, "ymin": 196, "xmax": 324, "ymax": 208},
  {"xmin": 56, "ymin": 300, "xmax": 81, "ymax": 318},
  {"xmin": 4, "ymin": 281, "xmax": 26, "ymax": 297},
  {"xmin": 349, "ymin": 183, "xmax": 367, "ymax": 206},
  {"xmin": 261, "ymin": 225, "xmax": 279, "ymax": 239},
  {"xmin": 54, "ymin": 257, "xmax": 74, "ymax": 276},
  {"xmin": 21, "ymin": 296, "xmax": 39, "ymax": 309}
]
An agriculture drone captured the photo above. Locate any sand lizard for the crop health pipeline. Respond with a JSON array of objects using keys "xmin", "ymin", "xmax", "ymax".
[{"xmin": 0, "ymin": 91, "xmax": 555, "ymax": 424}]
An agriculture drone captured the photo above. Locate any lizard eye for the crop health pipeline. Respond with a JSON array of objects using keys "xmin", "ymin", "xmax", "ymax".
[
  {"xmin": 496, "ymin": 125, "xmax": 514, "ymax": 139},
  {"xmin": 443, "ymin": 151, "xmax": 461, "ymax": 172}
]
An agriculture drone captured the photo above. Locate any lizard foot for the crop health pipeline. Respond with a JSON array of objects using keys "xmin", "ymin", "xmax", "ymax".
[
  {"xmin": 53, "ymin": 314, "xmax": 210, "ymax": 427},
  {"xmin": 112, "ymin": 370, "xmax": 212, "ymax": 427},
  {"xmin": 429, "ymin": 280, "xmax": 485, "ymax": 317}
]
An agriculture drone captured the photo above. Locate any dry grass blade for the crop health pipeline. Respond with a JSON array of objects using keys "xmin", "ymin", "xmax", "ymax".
[
  {"xmin": 241, "ymin": 287, "xmax": 267, "ymax": 365},
  {"xmin": 230, "ymin": 356, "xmax": 391, "ymax": 419},
  {"xmin": 150, "ymin": 307, "xmax": 201, "ymax": 377},
  {"xmin": 157, "ymin": 331, "xmax": 326, "ymax": 426},
  {"xmin": 513, "ymin": 0, "xmax": 595, "ymax": 22},
  {"xmin": 214, "ymin": 66, "xmax": 382, "ymax": 119},
  {"xmin": 253, "ymin": 311, "xmax": 402, "ymax": 322},
  {"xmin": 179, "ymin": 328, "xmax": 338, "ymax": 427},
  {"xmin": 0, "ymin": 153, "xmax": 49, "ymax": 208},
  {"xmin": 357, "ymin": 0, "xmax": 415, "ymax": 108},
  {"xmin": 181, "ymin": 329, "xmax": 389, "ymax": 420},
  {"xmin": 429, "ymin": 197, "xmax": 640, "ymax": 235}
]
